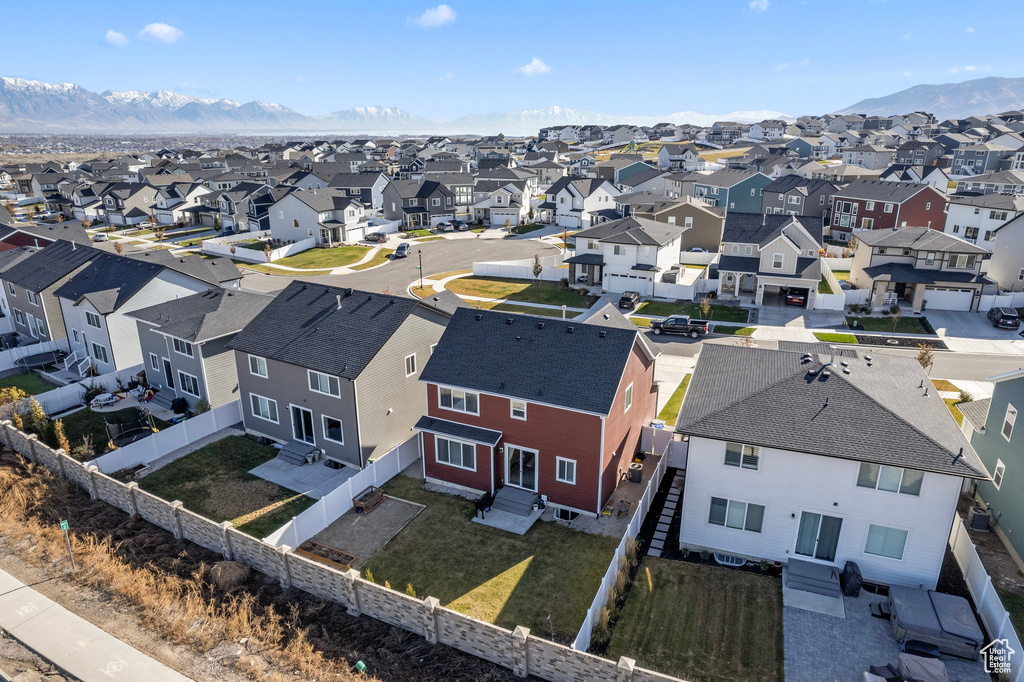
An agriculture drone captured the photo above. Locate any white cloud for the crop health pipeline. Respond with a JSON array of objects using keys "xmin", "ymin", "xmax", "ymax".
[
  {"xmin": 950, "ymin": 65, "xmax": 988, "ymax": 74},
  {"xmin": 966, "ymin": 27, "xmax": 975, "ymax": 33},
  {"xmin": 139, "ymin": 23, "xmax": 184, "ymax": 43},
  {"xmin": 903, "ymin": 71, "xmax": 912, "ymax": 76},
  {"xmin": 104, "ymin": 30, "xmax": 128, "ymax": 47},
  {"xmin": 749, "ymin": 0, "xmax": 770, "ymax": 12},
  {"xmin": 516, "ymin": 57, "xmax": 551, "ymax": 77},
  {"xmin": 410, "ymin": 4, "xmax": 456, "ymax": 28}
]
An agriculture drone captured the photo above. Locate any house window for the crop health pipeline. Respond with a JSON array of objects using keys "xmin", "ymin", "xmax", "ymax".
[
  {"xmin": 587, "ymin": 240, "xmax": 599, "ymax": 250},
  {"xmin": 150, "ymin": 353, "xmax": 159, "ymax": 371},
  {"xmin": 405, "ymin": 353, "xmax": 417, "ymax": 377},
  {"xmin": 556, "ymin": 457, "xmax": 576, "ymax": 484},
  {"xmin": 1003, "ymin": 404, "xmax": 1017, "ymax": 441},
  {"xmin": 26, "ymin": 290, "xmax": 37, "ymax": 306},
  {"xmin": 926, "ymin": 252, "xmax": 935, "ymax": 265},
  {"xmin": 708, "ymin": 497, "xmax": 764, "ymax": 533},
  {"xmin": 250, "ymin": 393, "xmax": 279, "ymax": 423},
  {"xmin": 85, "ymin": 311, "xmax": 102, "ymax": 328},
  {"xmin": 883, "ymin": 203, "xmax": 894, "ymax": 213},
  {"xmin": 864, "ymin": 525, "xmax": 908, "ymax": 560},
  {"xmin": 613, "ymin": 245, "xmax": 624, "ymax": 256},
  {"xmin": 731, "ymin": 245, "xmax": 739, "ymax": 254},
  {"xmin": 865, "ymin": 201, "xmax": 875, "ymax": 210},
  {"xmin": 772, "ymin": 254, "xmax": 784, "ymax": 269},
  {"xmin": 293, "ymin": 219, "xmax": 299, "ymax": 227},
  {"xmin": 857, "ymin": 463, "xmax": 923, "ymax": 495},
  {"xmin": 744, "ymin": 245, "xmax": 753, "ymax": 255},
  {"xmin": 788, "ymin": 195, "xmax": 800, "ymax": 205},
  {"xmin": 322, "ymin": 415, "xmax": 344, "ymax": 444},
  {"xmin": 511, "ymin": 400, "xmax": 527, "ymax": 420},
  {"xmin": 432, "ymin": 198, "xmax": 440, "ymax": 207},
  {"xmin": 249, "ymin": 355, "xmax": 268, "ymax": 378},
  {"xmin": 172, "ymin": 338, "xmax": 194, "ymax": 357},
  {"xmin": 35, "ymin": 317, "xmax": 45, "ymax": 337},
  {"xmin": 725, "ymin": 442, "xmax": 760, "ymax": 470},
  {"xmin": 994, "ymin": 459, "xmax": 1006, "ymax": 489},
  {"xmin": 12, "ymin": 309, "xmax": 23, "ymax": 325},
  {"xmin": 439, "ymin": 386, "xmax": 479, "ymax": 414},
  {"xmin": 624, "ymin": 383, "xmax": 633, "ymax": 412},
  {"xmin": 990, "ymin": 210, "xmax": 1009, "ymax": 221},
  {"xmin": 5, "ymin": 283, "xmax": 13, "ymax": 296},
  {"xmin": 308, "ymin": 370, "xmax": 341, "ymax": 397},
  {"xmin": 91, "ymin": 342, "xmax": 109, "ymax": 364},
  {"xmin": 684, "ymin": 217, "xmax": 693, "ymax": 228},
  {"xmin": 435, "ymin": 435, "xmax": 476, "ymax": 471},
  {"xmin": 72, "ymin": 329, "xmax": 79, "ymax": 343},
  {"xmin": 950, "ymin": 254, "xmax": 977, "ymax": 269},
  {"xmin": 178, "ymin": 371, "xmax": 201, "ymax": 397}
]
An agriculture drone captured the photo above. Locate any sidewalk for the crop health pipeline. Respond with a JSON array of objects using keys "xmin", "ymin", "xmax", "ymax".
[{"xmin": 0, "ymin": 568, "xmax": 191, "ymax": 682}]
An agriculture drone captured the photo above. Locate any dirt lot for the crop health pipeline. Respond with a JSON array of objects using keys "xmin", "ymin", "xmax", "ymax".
[
  {"xmin": 0, "ymin": 627, "xmax": 72, "ymax": 681},
  {"xmin": 0, "ymin": 449, "xmax": 524, "ymax": 682}
]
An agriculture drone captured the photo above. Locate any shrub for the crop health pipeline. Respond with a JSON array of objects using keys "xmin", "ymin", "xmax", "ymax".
[
  {"xmin": 83, "ymin": 382, "xmax": 105, "ymax": 402},
  {"xmin": 700, "ymin": 549, "xmax": 710, "ymax": 561},
  {"xmin": 26, "ymin": 396, "xmax": 47, "ymax": 434},
  {"xmin": 72, "ymin": 434, "xmax": 94, "ymax": 461},
  {"xmin": 889, "ymin": 304, "xmax": 900, "ymax": 315},
  {"xmin": 624, "ymin": 536, "xmax": 639, "ymax": 567},
  {"xmin": 405, "ymin": 583, "xmax": 417, "ymax": 599},
  {"xmin": 559, "ymin": 276, "xmax": 570, "ymax": 290},
  {"xmin": 959, "ymin": 390, "xmax": 974, "ymax": 404},
  {"xmin": 681, "ymin": 547, "xmax": 690, "ymax": 559},
  {"xmin": 364, "ymin": 570, "xmax": 375, "ymax": 584},
  {"xmin": 760, "ymin": 559, "xmax": 770, "ymax": 572},
  {"xmin": 54, "ymin": 419, "xmax": 70, "ymax": 454},
  {"xmin": 194, "ymin": 398, "xmax": 211, "ymax": 414},
  {"xmin": 0, "ymin": 386, "xmax": 27, "ymax": 420},
  {"xmin": 592, "ymin": 605, "xmax": 612, "ymax": 644}
]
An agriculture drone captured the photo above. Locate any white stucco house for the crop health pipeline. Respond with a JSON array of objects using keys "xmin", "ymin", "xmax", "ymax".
[
  {"xmin": 566, "ymin": 216, "xmax": 685, "ymax": 294},
  {"xmin": 545, "ymin": 177, "xmax": 618, "ymax": 229}
]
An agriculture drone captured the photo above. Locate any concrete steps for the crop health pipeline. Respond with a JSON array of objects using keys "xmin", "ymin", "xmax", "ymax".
[
  {"xmin": 149, "ymin": 390, "xmax": 174, "ymax": 410},
  {"xmin": 786, "ymin": 558, "xmax": 841, "ymax": 597},
  {"xmin": 648, "ymin": 470, "xmax": 685, "ymax": 558},
  {"xmin": 277, "ymin": 440, "xmax": 317, "ymax": 466},
  {"xmin": 492, "ymin": 486, "xmax": 536, "ymax": 517}
]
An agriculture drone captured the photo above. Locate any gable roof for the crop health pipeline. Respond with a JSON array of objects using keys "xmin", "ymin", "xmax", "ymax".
[
  {"xmin": 1, "ymin": 240, "xmax": 99, "ymax": 292},
  {"xmin": 419, "ymin": 307, "xmax": 646, "ymax": 416},
  {"xmin": 855, "ymin": 226, "xmax": 989, "ymax": 254},
  {"xmin": 834, "ymin": 179, "xmax": 930, "ymax": 202},
  {"xmin": 127, "ymin": 288, "xmax": 273, "ymax": 343},
  {"xmin": 53, "ymin": 253, "xmax": 172, "ymax": 313},
  {"xmin": 573, "ymin": 216, "xmax": 685, "ymax": 247},
  {"xmin": 227, "ymin": 282, "xmax": 451, "ymax": 380},
  {"xmin": 693, "ymin": 169, "xmax": 765, "ymax": 188},
  {"xmin": 128, "ymin": 251, "xmax": 242, "ymax": 285},
  {"xmin": 722, "ymin": 213, "xmax": 823, "ymax": 246},
  {"xmin": 675, "ymin": 345, "xmax": 986, "ymax": 478}
]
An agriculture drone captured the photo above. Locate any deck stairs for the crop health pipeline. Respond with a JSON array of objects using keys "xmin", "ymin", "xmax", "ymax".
[
  {"xmin": 491, "ymin": 486, "xmax": 537, "ymax": 516},
  {"xmin": 786, "ymin": 558, "xmax": 841, "ymax": 597},
  {"xmin": 277, "ymin": 440, "xmax": 319, "ymax": 466}
]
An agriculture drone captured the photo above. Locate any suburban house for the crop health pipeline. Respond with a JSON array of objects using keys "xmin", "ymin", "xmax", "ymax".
[
  {"xmin": 0, "ymin": 222, "xmax": 90, "ymax": 252},
  {"xmin": 382, "ymin": 179, "xmax": 456, "ymax": 228},
  {"xmin": 691, "ymin": 169, "xmax": 772, "ymax": 214},
  {"xmin": 955, "ymin": 169, "xmax": 1024, "ymax": 195},
  {"xmin": 545, "ymin": 177, "xmax": 618, "ymax": 229},
  {"xmin": 326, "ymin": 172, "xmax": 389, "ymax": 213},
  {"xmin": 567, "ymin": 216, "xmax": 686, "ymax": 292},
  {"xmin": 759, "ymin": 176, "xmax": 838, "ymax": 218},
  {"xmin": 617, "ymin": 194, "xmax": 725, "ymax": 252},
  {"xmin": 951, "ymin": 143, "xmax": 1015, "ymax": 177},
  {"xmin": 127, "ymin": 288, "xmax": 274, "ymax": 411},
  {"xmin": 850, "ymin": 226, "xmax": 994, "ymax": 312},
  {"xmin": 227, "ymin": 282, "xmax": 464, "ymax": 468},
  {"xmin": 416, "ymin": 307, "xmax": 659, "ymax": 517},
  {"xmin": 471, "ymin": 181, "xmax": 530, "ymax": 227},
  {"xmin": 987, "ymin": 213, "xmax": 1024, "ymax": 291},
  {"xmin": 53, "ymin": 253, "xmax": 237, "ymax": 374},
  {"xmin": 268, "ymin": 188, "xmax": 369, "ymax": 245},
  {"xmin": 657, "ymin": 144, "xmax": 702, "ymax": 172},
  {"xmin": 942, "ymin": 192, "xmax": 1024, "ymax": 252},
  {"xmin": 959, "ymin": 370, "xmax": 1024, "ymax": 565},
  {"xmin": 840, "ymin": 145, "xmax": 895, "ymax": 170},
  {"xmin": 878, "ymin": 164, "xmax": 951, "ymax": 194},
  {"xmin": 674, "ymin": 344, "xmax": 987, "ymax": 589},
  {"xmin": 829, "ymin": 180, "xmax": 948, "ymax": 241},
  {"xmin": 895, "ymin": 140, "xmax": 945, "ymax": 166},
  {"xmin": 153, "ymin": 183, "xmax": 214, "ymax": 226},
  {"xmin": 0, "ymin": 240, "xmax": 98, "ymax": 344},
  {"xmin": 717, "ymin": 214, "xmax": 823, "ymax": 307},
  {"xmin": 749, "ymin": 120, "xmax": 787, "ymax": 141},
  {"xmin": 104, "ymin": 183, "xmax": 161, "ymax": 226}
]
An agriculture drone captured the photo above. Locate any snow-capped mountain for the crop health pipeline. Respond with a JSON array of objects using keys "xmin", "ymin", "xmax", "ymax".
[
  {"xmin": 838, "ymin": 76, "xmax": 1024, "ymax": 119},
  {"xmin": 0, "ymin": 76, "xmax": 786, "ymax": 134}
]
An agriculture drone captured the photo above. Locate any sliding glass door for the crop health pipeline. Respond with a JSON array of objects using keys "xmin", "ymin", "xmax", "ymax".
[{"xmin": 795, "ymin": 511, "xmax": 843, "ymax": 562}]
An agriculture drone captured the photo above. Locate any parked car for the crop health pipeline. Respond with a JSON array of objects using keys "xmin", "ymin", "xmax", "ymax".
[
  {"xmin": 91, "ymin": 234, "xmax": 108, "ymax": 242},
  {"xmin": 785, "ymin": 290, "xmax": 808, "ymax": 307},
  {"xmin": 435, "ymin": 222, "xmax": 454, "ymax": 233},
  {"xmin": 618, "ymin": 291, "xmax": 641, "ymax": 310},
  {"xmin": 394, "ymin": 243, "xmax": 411, "ymax": 258},
  {"xmin": 216, "ymin": 228, "xmax": 235, "ymax": 237},
  {"xmin": 365, "ymin": 232, "xmax": 388, "ymax": 243},
  {"xmin": 688, "ymin": 247, "xmax": 709, "ymax": 253},
  {"xmin": 650, "ymin": 315, "xmax": 710, "ymax": 338},
  {"xmin": 452, "ymin": 220, "xmax": 468, "ymax": 231},
  {"xmin": 988, "ymin": 307, "xmax": 1022, "ymax": 330}
]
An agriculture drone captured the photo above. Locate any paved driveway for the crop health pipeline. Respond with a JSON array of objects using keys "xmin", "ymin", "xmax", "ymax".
[
  {"xmin": 754, "ymin": 304, "xmax": 844, "ymax": 329},
  {"xmin": 926, "ymin": 310, "xmax": 1020, "ymax": 341}
]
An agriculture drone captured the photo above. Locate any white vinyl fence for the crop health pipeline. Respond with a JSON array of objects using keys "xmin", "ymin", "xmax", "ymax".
[
  {"xmin": 0, "ymin": 338, "xmax": 69, "ymax": 373},
  {"xmin": 368, "ymin": 218, "xmax": 401, "ymax": 233},
  {"xmin": 822, "ymin": 257, "xmax": 853, "ymax": 271},
  {"xmin": 87, "ymin": 400, "xmax": 243, "ymax": 474},
  {"xmin": 202, "ymin": 233, "xmax": 317, "ymax": 263},
  {"xmin": 948, "ymin": 518, "xmax": 1024, "ymax": 682},
  {"xmin": 845, "ymin": 288, "xmax": 871, "ymax": 306},
  {"xmin": 979, "ymin": 291, "xmax": 1024, "ymax": 313},
  {"xmin": 679, "ymin": 252, "xmax": 719, "ymax": 266},
  {"xmin": 653, "ymin": 282, "xmax": 696, "ymax": 300},
  {"xmin": 473, "ymin": 253, "xmax": 566, "ymax": 282},
  {"xmin": 36, "ymin": 364, "xmax": 145, "ymax": 416},
  {"xmin": 263, "ymin": 436, "xmax": 421, "ymax": 547},
  {"xmin": 573, "ymin": 453, "xmax": 668, "ymax": 653}
]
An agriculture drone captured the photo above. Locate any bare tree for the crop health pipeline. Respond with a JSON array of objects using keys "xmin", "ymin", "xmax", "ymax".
[
  {"xmin": 229, "ymin": 243, "xmax": 237, "ymax": 256},
  {"xmin": 698, "ymin": 295, "xmax": 713, "ymax": 321},
  {"xmin": 916, "ymin": 343, "xmax": 935, "ymax": 375},
  {"xmin": 154, "ymin": 226, "xmax": 166, "ymax": 244},
  {"xmin": 532, "ymin": 254, "xmax": 543, "ymax": 285},
  {"xmin": 891, "ymin": 306, "xmax": 903, "ymax": 337},
  {"xmin": 113, "ymin": 241, "xmax": 124, "ymax": 255}
]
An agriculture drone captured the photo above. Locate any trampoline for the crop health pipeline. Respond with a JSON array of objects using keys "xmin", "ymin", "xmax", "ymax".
[
  {"xmin": 106, "ymin": 408, "xmax": 157, "ymax": 448},
  {"xmin": 15, "ymin": 349, "xmax": 69, "ymax": 369}
]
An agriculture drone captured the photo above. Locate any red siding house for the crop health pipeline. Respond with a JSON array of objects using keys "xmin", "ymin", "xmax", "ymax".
[
  {"xmin": 416, "ymin": 306, "xmax": 659, "ymax": 517},
  {"xmin": 829, "ymin": 179, "xmax": 947, "ymax": 242}
]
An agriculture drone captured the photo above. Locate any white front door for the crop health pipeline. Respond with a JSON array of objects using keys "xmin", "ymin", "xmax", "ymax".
[{"xmin": 506, "ymin": 445, "xmax": 538, "ymax": 492}]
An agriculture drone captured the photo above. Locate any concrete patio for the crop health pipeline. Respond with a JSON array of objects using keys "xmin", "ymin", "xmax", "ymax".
[
  {"xmin": 784, "ymin": 590, "xmax": 990, "ymax": 682},
  {"xmin": 89, "ymin": 392, "xmax": 179, "ymax": 422},
  {"xmin": 472, "ymin": 506, "xmax": 544, "ymax": 535},
  {"xmin": 249, "ymin": 457, "xmax": 357, "ymax": 500}
]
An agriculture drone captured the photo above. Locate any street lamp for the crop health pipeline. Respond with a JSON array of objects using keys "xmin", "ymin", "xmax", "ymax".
[{"xmin": 417, "ymin": 249, "xmax": 423, "ymax": 290}]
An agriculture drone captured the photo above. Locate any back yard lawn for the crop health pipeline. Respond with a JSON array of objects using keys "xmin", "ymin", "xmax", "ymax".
[
  {"xmin": 606, "ymin": 558, "xmax": 783, "ymax": 682},
  {"xmin": 271, "ymin": 245, "xmax": 370, "ymax": 269},
  {"xmin": 0, "ymin": 371, "xmax": 55, "ymax": 395},
  {"xmin": 350, "ymin": 249, "xmax": 394, "ymax": 270},
  {"xmin": 846, "ymin": 315, "xmax": 932, "ymax": 335},
  {"xmin": 445, "ymin": 276, "xmax": 597, "ymax": 308},
  {"xmin": 362, "ymin": 475, "xmax": 617, "ymax": 640},
  {"xmin": 138, "ymin": 435, "xmax": 315, "ymax": 537},
  {"xmin": 635, "ymin": 300, "xmax": 750, "ymax": 323}
]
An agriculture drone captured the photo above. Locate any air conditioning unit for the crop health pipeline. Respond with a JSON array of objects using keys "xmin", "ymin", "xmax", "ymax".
[{"xmin": 968, "ymin": 506, "xmax": 991, "ymax": 532}]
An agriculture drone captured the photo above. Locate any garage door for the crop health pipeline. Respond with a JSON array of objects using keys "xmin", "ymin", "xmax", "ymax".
[
  {"xmin": 923, "ymin": 287, "xmax": 974, "ymax": 311},
  {"xmin": 606, "ymin": 274, "xmax": 653, "ymax": 296},
  {"xmin": 344, "ymin": 225, "xmax": 367, "ymax": 242}
]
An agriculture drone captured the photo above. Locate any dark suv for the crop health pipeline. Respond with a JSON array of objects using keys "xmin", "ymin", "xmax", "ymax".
[
  {"xmin": 988, "ymin": 307, "xmax": 1021, "ymax": 329},
  {"xmin": 618, "ymin": 291, "xmax": 641, "ymax": 310}
]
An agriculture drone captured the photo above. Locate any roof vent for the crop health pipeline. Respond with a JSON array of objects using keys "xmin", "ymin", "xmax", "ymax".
[
  {"xmin": 599, "ymin": 330, "xmax": 607, "ymax": 338},
  {"xmin": 840, "ymin": 360, "xmax": 849, "ymax": 367},
  {"xmin": 475, "ymin": 313, "xmax": 482, "ymax": 321},
  {"xmin": 506, "ymin": 317, "xmax": 513, "ymax": 325},
  {"xmin": 842, "ymin": 368, "xmax": 851, "ymax": 374},
  {"xmin": 566, "ymin": 326, "xmax": 575, "ymax": 333},
  {"xmin": 924, "ymin": 386, "xmax": 929, "ymax": 396},
  {"xmin": 952, "ymin": 448, "xmax": 964, "ymax": 466},
  {"xmin": 537, "ymin": 322, "xmax": 545, "ymax": 329},
  {"xmin": 863, "ymin": 355, "xmax": 872, "ymax": 362},
  {"xmin": 336, "ymin": 294, "xmax": 342, "ymax": 310},
  {"xmin": 515, "ymin": 336, "xmax": 521, "ymax": 341},
  {"xmin": 344, "ymin": 287, "xmax": 353, "ymax": 296},
  {"xmin": 821, "ymin": 368, "xmax": 832, "ymax": 378}
]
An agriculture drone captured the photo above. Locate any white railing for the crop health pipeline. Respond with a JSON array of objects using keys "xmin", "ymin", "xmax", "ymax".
[
  {"xmin": 472, "ymin": 253, "xmax": 566, "ymax": 282},
  {"xmin": 0, "ymin": 338, "xmax": 69, "ymax": 373},
  {"xmin": 263, "ymin": 437, "xmax": 421, "ymax": 547},
  {"xmin": 87, "ymin": 400, "xmax": 243, "ymax": 474},
  {"xmin": 948, "ymin": 518, "xmax": 1024, "ymax": 682},
  {"xmin": 572, "ymin": 453, "xmax": 668, "ymax": 652}
]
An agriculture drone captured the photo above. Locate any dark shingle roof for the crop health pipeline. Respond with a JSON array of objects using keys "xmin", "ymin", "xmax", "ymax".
[
  {"xmin": 958, "ymin": 398, "xmax": 990, "ymax": 432},
  {"xmin": 573, "ymin": 216, "xmax": 684, "ymax": 247},
  {"xmin": 129, "ymin": 251, "xmax": 242, "ymax": 285},
  {"xmin": 861, "ymin": 262, "xmax": 989, "ymax": 284},
  {"xmin": 53, "ymin": 253, "xmax": 168, "ymax": 313},
  {"xmin": 675, "ymin": 345, "xmax": 986, "ymax": 478},
  {"xmin": 1, "ymin": 240, "xmax": 99, "ymax": 291},
  {"xmin": 722, "ymin": 213, "xmax": 823, "ymax": 246},
  {"xmin": 834, "ymin": 179, "xmax": 930, "ymax": 202},
  {"xmin": 855, "ymin": 226, "xmax": 989, "ymax": 254},
  {"xmin": 419, "ymin": 307, "xmax": 645, "ymax": 416},
  {"xmin": 126, "ymin": 288, "xmax": 274, "ymax": 343},
  {"xmin": 414, "ymin": 416, "xmax": 502, "ymax": 446},
  {"xmin": 227, "ymin": 281, "xmax": 449, "ymax": 379}
]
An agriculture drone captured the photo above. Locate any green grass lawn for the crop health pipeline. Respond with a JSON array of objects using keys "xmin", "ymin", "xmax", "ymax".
[
  {"xmin": 404, "ymin": 229, "xmax": 433, "ymax": 238},
  {"xmin": 846, "ymin": 315, "xmax": 932, "ymax": 334},
  {"xmin": 362, "ymin": 476, "xmax": 617, "ymax": 638},
  {"xmin": 683, "ymin": 264, "xmax": 707, "ymax": 270},
  {"xmin": 271, "ymin": 245, "xmax": 370, "ymax": 269},
  {"xmin": 350, "ymin": 249, "xmax": 394, "ymax": 270},
  {"xmin": 813, "ymin": 332, "xmax": 858, "ymax": 344},
  {"xmin": 830, "ymin": 270, "xmax": 851, "ymax": 281},
  {"xmin": 657, "ymin": 374, "xmax": 691, "ymax": 424},
  {"xmin": 997, "ymin": 588, "xmax": 1024, "ymax": 640},
  {"xmin": 59, "ymin": 407, "xmax": 173, "ymax": 460},
  {"xmin": 0, "ymin": 371, "xmax": 55, "ymax": 395},
  {"xmin": 414, "ymin": 236, "xmax": 446, "ymax": 242},
  {"xmin": 635, "ymin": 300, "xmax": 750, "ymax": 323},
  {"xmin": 508, "ymin": 223, "xmax": 546, "ymax": 235},
  {"xmin": 470, "ymin": 227, "xmax": 487, "ymax": 233},
  {"xmin": 606, "ymin": 558, "xmax": 783, "ymax": 682},
  {"xmin": 818, "ymin": 276, "xmax": 835, "ymax": 295},
  {"xmin": 944, "ymin": 398, "xmax": 965, "ymax": 426},
  {"xmin": 446, "ymin": 277, "xmax": 597, "ymax": 308},
  {"xmin": 138, "ymin": 435, "xmax": 315, "ymax": 538},
  {"xmin": 712, "ymin": 325, "xmax": 755, "ymax": 336}
]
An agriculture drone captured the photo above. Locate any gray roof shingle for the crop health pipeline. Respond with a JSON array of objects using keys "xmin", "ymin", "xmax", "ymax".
[
  {"xmin": 1, "ymin": 240, "xmax": 99, "ymax": 292},
  {"xmin": 126, "ymin": 288, "xmax": 274, "ymax": 343},
  {"xmin": 414, "ymin": 416, "xmax": 502, "ymax": 446},
  {"xmin": 573, "ymin": 216, "xmax": 684, "ymax": 247}
]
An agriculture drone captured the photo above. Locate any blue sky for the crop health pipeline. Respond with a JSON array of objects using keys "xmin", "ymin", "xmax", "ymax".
[{"xmin": 7, "ymin": 0, "xmax": 1024, "ymax": 118}]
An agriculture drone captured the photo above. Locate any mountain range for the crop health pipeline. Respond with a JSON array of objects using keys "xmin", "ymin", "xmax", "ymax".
[
  {"xmin": 0, "ymin": 77, "xmax": 785, "ymax": 135},
  {"xmin": 838, "ymin": 76, "xmax": 1024, "ymax": 119}
]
